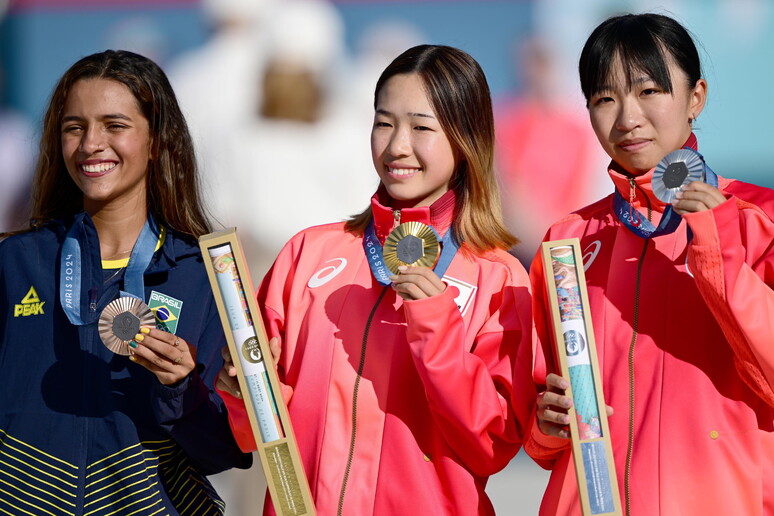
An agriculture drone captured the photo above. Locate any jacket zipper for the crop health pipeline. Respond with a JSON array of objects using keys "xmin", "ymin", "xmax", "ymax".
[
  {"xmin": 337, "ymin": 286, "xmax": 389, "ymax": 516},
  {"xmin": 624, "ymin": 180, "xmax": 652, "ymax": 515}
]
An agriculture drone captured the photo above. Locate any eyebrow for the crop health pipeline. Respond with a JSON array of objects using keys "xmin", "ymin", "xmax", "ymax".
[
  {"xmin": 61, "ymin": 113, "xmax": 132, "ymax": 123},
  {"xmin": 375, "ymin": 108, "xmax": 436, "ymax": 119},
  {"xmin": 597, "ymin": 74, "xmax": 655, "ymax": 95}
]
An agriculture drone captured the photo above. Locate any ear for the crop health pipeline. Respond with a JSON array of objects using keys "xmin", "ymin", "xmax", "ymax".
[{"xmin": 689, "ymin": 78, "xmax": 707, "ymax": 120}]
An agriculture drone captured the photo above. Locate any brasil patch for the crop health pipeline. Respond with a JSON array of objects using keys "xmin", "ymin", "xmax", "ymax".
[{"xmin": 149, "ymin": 290, "xmax": 182, "ymax": 334}]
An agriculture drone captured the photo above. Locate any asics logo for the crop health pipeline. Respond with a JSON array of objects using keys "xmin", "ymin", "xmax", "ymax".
[
  {"xmin": 685, "ymin": 254, "xmax": 694, "ymax": 278},
  {"xmin": 582, "ymin": 240, "xmax": 602, "ymax": 271},
  {"xmin": 308, "ymin": 258, "xmax": 348, "ymax": 288}
]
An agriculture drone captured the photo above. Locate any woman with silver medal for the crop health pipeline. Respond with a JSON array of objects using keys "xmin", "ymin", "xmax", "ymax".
[
  {"xmin": 0, "ymin": 50, "xmax": 250, "ymax": 515},
  {"xmin": 529, "ymin": 13, "xmax": 774, "ymax": 516}
]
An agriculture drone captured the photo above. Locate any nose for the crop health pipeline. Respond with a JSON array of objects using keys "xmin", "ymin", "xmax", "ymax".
[
  {"xmin": 79, "ymin": 127, "xmax": 105, "ymax": 154},
  {"xmin": 615, "ymin": 98, "xmax": 642, "ymax": 133},
  {"xmin": 387, "ymin": 125, "xmax": 411, "ymax": 157}
]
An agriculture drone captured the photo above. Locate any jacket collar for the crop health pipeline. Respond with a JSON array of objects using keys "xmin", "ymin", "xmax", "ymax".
[
  {"xmin": 609, "ymin": 133, "xmax": 698, "ymax": 213},
  {"xmin": 370, "ymin": 186, "xmax": 457, "ymax": 244}
]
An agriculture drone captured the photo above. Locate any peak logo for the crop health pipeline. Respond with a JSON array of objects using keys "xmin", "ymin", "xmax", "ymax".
[
  {"xmin": 308, "ymin": 258, "xmax": 347, "ymax": 288},
  {"xmin": 14, "ymin": 286, "xmax": 46, "ymax": 317}
]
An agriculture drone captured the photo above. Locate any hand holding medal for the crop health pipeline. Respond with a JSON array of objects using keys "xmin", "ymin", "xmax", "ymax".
[
  {"xmin": 652, "ymin": 147, "xmax": 724, "ymax": 214},
  {"xmin": 127, "ymin": 326, "xmax": 195, "ymax": 386}
]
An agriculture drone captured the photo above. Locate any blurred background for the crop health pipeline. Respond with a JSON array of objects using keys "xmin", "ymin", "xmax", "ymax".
[{"xmin": 1, "ymin": 0, "xmax": 772, "ymax": 513}]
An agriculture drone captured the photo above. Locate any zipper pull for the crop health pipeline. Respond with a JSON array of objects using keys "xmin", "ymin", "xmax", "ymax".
[
  {"xmin": 88, "ymin": 287, "xmax": 98, "ymax": 312},
  {"xmin": 393, "ymin": 209, "xmax": 401, "ymax": 229},
  {"xmin": 628, "ymin": 178, "xmax": 641, "ymax": 227}
]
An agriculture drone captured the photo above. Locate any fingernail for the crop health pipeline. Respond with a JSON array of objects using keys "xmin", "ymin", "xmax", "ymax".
[
  {"xmin": 389, "ymin": 275, "xmax": 398, "ymax": 281},
  {"xmin": 140, "ymin": 327, "xmax": 150, "ymax": 334},
  {"xmin": 129, "ymin": 341, "xmax": 138, "ymax": 349},
  {"xmin": 134, "ymin": 334, "xmax": 144, "ymax": 342},
  {"xmin": 397, "ymin": 266, "xmax": 407, "ymax": 272},
  {"xmin": 129, "ymin": 355, "xmax": 137, "ymax": 362}
]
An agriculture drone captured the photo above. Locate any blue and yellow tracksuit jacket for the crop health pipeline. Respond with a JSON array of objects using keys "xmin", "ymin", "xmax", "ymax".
[{"xmin": 0, "ymin": 213, "xmax": 251, "ymax": 515}]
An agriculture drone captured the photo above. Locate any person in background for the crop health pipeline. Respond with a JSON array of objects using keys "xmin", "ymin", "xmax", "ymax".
[
  {"xmin": 218, "ymin": 44, "xmax": 536, "ymax": 515},
  {"xmin": 494, "ymin": 35, "xmax": 604, "ymax": 266},
  {"xmin": 0, "ymin": 49, "xmax": 251, "ymax": 515},
  {"xmin": 529, "ymin": 13, "xmax": 774, "ymax": 515}
]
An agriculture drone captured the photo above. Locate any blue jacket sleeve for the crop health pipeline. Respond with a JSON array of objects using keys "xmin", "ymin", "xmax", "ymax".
[{"xmin": 150, "ymin": 299, "xmax": 252, "ymax": 475}]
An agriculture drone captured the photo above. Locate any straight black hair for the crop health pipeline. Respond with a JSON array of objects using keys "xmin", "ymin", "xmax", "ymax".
[{"xmin": 579, "ymin": 13, "xmax": 702, "ymax": 104}]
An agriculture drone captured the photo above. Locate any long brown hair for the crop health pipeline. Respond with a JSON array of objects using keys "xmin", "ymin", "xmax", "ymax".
[
  {"xmin": 345, "ymin": 44, "xmax": 517, "ymax": 253},
  {"xmin": 21, "ymin": 49, "xmax": 211, "ymax": 238}
]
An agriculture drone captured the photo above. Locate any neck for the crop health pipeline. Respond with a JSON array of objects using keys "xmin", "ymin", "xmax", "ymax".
[{"xmin": 85, "ymin": 196, "xmax": 149, "ymax": 261}]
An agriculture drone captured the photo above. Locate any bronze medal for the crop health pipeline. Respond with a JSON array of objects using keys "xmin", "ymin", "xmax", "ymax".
[
  {"xmin": 98, "ymin": 297, "xmax": 155, "ymax": 355},
  {"xmin": 383, "ymin": 221, "xmax": 440, "ymax": 273}
]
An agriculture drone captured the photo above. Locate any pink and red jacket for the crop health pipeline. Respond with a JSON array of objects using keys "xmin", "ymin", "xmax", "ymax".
[
  {"xmin": 222, "ymin": 190, "xmax": 535, "ymax": 515},
  {"xmin": 527, "ymin": 135, "xmax": 774, "ymax": 515}
]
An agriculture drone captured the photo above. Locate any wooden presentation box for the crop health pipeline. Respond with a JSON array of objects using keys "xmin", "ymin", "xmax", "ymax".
[
  {"xmin": 541, "ymin": 238, "xmax": 621, "ymax": 516},
  {"xmin": 200, "ymin": 228, "xmax": 315, "ymax": 516}
]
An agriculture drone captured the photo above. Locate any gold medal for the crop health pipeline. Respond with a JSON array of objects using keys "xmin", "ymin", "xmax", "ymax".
[
  {"xmin": 98, "ymin": 297, "xmax": 155, "ymax": 355},
  {"xmin": 383, "ymin": 221, "xmax": 440, "ymax": 273}
]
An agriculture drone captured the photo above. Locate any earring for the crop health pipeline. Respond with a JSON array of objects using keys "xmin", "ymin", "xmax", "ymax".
[{"xmin": 690, "ymin": 113, "xmax": 697, "ymax": 125}]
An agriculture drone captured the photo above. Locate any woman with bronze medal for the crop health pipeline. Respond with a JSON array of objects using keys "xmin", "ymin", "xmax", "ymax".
[
  {"xmin": 216, "ymin": 45, "xmax": 536, "ymax": 514},
  {"xmin": 0, "ymin": 50, "xmax": 250, "ymax": 514},
  {"xmin": 530, "ymin": 13, "xmax": 774, "ymax": 515}
]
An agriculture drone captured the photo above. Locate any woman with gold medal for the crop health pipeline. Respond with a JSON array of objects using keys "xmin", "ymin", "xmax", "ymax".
[
  {"xmin": 0, "ymin": 50, "xmax": 250, "ymax": 515},
  {"xmin": 217, "ymin": 45, "xmax": 536, "ymax": 515}
]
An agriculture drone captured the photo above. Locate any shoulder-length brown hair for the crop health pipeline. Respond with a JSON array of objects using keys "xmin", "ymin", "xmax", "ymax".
[
  {"xmin": 23, "ymin": 49, "xmax": 211, "ymax": 238},
  {"xmin": 344, "ymin": 44, "xmax": 517, "ymax": 253}
]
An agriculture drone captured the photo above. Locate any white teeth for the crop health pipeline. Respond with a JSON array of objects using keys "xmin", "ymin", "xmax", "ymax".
[
  {"xmin": 388, "ymin": 167, "xmax": 420, "ymax": 176},
  {"xmin": 81, "ymin": 162, "xmax": 116, "ymax": 173}
]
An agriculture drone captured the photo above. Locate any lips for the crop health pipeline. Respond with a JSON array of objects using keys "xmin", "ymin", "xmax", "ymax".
[
  {"xmin": 618, "ymin": 139, "xmax": 650, "ymax": 152},
  {"xmin": 386, "ymin": 166, "xmax": 421, "ymax": 178},
  {"xmin": 79, "ymin": 161, "xmax": 118, "ymax": 177}
]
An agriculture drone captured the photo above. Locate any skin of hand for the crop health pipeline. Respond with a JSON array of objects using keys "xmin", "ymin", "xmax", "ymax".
[
  {"xmin": 673, "ymin": 181, "xmax": 726, "ymax": 215},
  {"xmin": 537, "ymin": 373, "xmax": 615, "ymax": 439},
  {"xmin": 389, "ymin": 265, "xmax": 446, "ymax": 300},
  {"xmin": 129, "ymin": 327, "xmax": 196, "ymax": 386},
  {"xmin": 216, "ymin": 337, "xmax": 285, "ymax": 400}
]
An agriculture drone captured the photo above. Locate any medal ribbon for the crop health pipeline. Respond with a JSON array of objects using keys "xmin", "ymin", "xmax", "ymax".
[
  {"xmin": 60, "ymin": 216, "xmax": 159, "ymax": 325},
  {"xmin": 363, "ymin": 220, "xmax": 460, "ymax": 286},
  {"xmin": 613, "ymin": 147, "xmax": 718, "ymax": 239}
]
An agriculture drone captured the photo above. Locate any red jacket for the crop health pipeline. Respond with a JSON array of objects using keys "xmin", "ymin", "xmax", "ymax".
[
  {"xmin": 527, "ymin": 136, "xmax": 774, "ymax": 515},
  {"xmin": 223, "ymin": 190, "xmax": 535, "ymax": 515}
]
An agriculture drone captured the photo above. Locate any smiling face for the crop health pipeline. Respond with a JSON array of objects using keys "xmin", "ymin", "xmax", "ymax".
[
  {"xmin": 587, "ymin": 54, "xmax": 706, "ymax": 175},
  {"xmin": 61, "ymin": 78, "xmax": 151, "ymax": 213},
  {"xmin": 370, "ymin": 73, "xmax": 458, "ymax": 209}
]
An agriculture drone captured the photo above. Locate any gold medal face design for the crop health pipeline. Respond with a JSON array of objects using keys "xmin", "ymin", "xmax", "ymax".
[
  {"xmin": 383, "ymin": 221, "xmax": 440, "ymax": 273},
  {"xmin": 98, "ymin": 297, "xmax": 156, "ymax": 355}
]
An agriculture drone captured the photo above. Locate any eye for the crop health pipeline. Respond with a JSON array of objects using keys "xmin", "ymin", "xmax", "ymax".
[
  {"xmin": 592, "ymin": 96, "xmax": 613, "ymax": 106},
  {"xmin": 641, "ymin": 88, "xmax": 660, "ymax": 96},
  {"xmin": 373, "ymin": 121, "xmax": 392, "ymax": 128},
  {"xmin": 414, "ymin": 125, "xmax": 432, "ymax": 131},
  {"xmin": 62, "ymin": 124, "xmax": 83, "ymax": 135},
  {"xmin": 107, "ymin": 123, "xmax": 128, "ymax": 131}
]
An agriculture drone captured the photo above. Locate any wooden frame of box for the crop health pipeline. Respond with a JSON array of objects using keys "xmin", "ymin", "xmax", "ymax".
[
  {"xmin": 541, "ymin": 238, "xmax": 622, "ymax": 516},
  {"xmin": 200, "ymin": 228, "xmax": 315, "ymax": 516}
]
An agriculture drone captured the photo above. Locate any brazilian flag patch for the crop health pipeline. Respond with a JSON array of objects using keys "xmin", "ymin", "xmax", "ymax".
[{"xmin": 149, "ymin": 290, "xmax": 183, "ymax": 334}]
